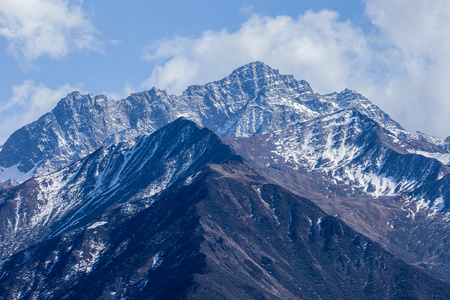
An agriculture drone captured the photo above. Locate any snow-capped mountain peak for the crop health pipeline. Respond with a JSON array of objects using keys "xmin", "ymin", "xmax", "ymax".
[{"xmin": 0, "ymin": 62, "xmax": 447, "ymax": 188}]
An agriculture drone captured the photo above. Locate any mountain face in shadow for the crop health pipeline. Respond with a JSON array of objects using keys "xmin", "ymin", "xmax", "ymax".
[{"xmin": 0, "ymin": 118, "xmax": 240, "ymax": 260}]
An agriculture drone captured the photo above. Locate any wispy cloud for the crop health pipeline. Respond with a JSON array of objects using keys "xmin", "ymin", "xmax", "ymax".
[
  {"xmin": 102, "ymin": 84, "xmax": 137, "ymax": 101},
  {"xmin": 240, "ymin": 4, "xmax": 254, "ymax": 15},
  {"xmin": 0, "ymin": 0, "xmax": 102, "ymax": 65}
]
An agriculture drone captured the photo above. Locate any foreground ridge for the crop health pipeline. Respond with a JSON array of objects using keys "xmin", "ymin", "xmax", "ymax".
[{"xmin": 1, "ymin": 133, "xmax": 449, "ymax": 299}]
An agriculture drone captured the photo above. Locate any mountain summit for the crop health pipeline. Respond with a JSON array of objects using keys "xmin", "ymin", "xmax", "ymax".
[{"xmin": 0, "ymin": 62, "xmax": 426, "ymax": 183}]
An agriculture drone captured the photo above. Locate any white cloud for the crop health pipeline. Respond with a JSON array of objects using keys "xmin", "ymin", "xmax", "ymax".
[
  {"xmin": 0, "ymin": 0, "xmax": 102, "ymax": 63},
  {"xmin": 142, "ymin": 4, "xmax": 450, "ymax": 139},
  {"xmin": 141, "ymin": 11, "xmax": 372, "ymax": 96},
  {"xmin": 0, "ymin": 81, "xmax": 76, "ymax": 144},
  {"xmin": 364, "ymin": 0, "xmax": 450, "ymax": 59},
  {"xmin": 361, "ymin": 0, "xmax": 450, "ymax": 138}
]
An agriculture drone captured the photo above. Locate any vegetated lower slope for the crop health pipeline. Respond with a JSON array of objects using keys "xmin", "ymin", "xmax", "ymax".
[{"xmin": 1, "ymin": 158, "xmax": 450, "ymax": 300}]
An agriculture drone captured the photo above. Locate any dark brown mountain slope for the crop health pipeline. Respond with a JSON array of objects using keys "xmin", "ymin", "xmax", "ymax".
[{"xmin": 1, "ymin": 159, "xmax": 449, "ymax": 299}]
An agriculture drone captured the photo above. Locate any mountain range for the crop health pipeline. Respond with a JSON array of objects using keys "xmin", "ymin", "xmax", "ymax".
[
  {"xmin": 0, "ymin": 62, "xmax": 449, "ymax": 299},
  {"xmin": 4, "ymin": 62, "xmax": 446, "ymax": 183}
]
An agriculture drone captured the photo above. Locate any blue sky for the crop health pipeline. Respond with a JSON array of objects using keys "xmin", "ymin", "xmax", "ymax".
[{"xmin": 0, "ymin": 0, "xmax": 449, "ymax": 144}]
